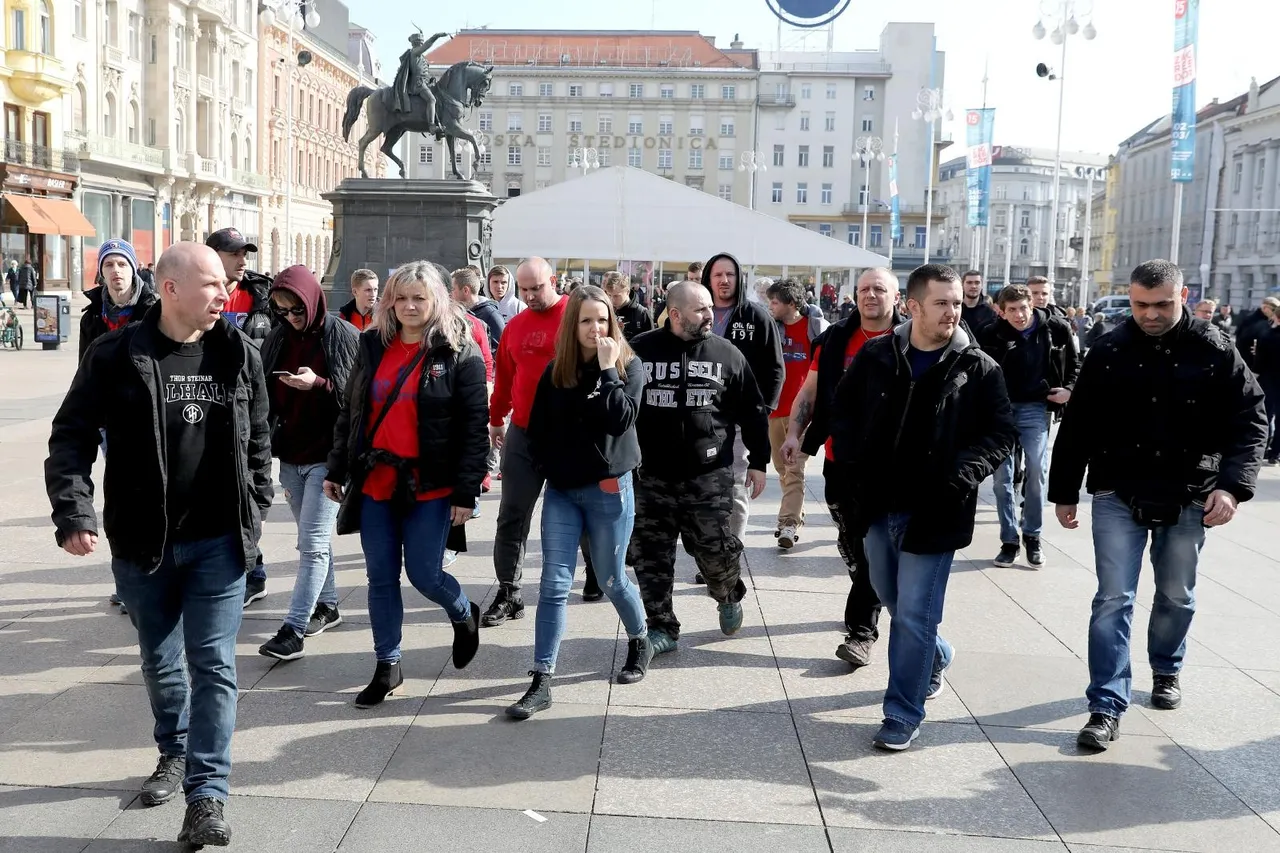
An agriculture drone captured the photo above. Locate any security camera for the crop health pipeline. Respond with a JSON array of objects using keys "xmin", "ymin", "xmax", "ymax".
[{"xmin": 1036, "ymin": 63, "xmax": 1058, "ymax": 80}]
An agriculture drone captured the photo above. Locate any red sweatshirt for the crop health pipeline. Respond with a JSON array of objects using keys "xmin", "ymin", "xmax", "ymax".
[{"xmin": 490, "ymin": 297, "xmax": 567, "ymax": 428}]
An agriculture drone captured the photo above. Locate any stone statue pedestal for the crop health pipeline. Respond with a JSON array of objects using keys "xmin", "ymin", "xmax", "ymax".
[{"xmin": 321, "ymin": 178, "xmax": 497, "ymax": 293}]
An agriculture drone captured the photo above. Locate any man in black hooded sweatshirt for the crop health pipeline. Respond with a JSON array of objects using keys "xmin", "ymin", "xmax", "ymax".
[{"xmin": 703, "ymin": 252, "xmax": 784, "ymax": 548}]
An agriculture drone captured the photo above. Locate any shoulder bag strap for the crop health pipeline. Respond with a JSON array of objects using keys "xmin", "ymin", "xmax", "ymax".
[{"xmin": 365, "ymin": 345, "xmax": 429, "ymax": 445}]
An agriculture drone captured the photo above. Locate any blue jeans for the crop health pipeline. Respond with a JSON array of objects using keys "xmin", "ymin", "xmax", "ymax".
[
  {"xmin": 1087, "ymin": 492, "xmax": 1204, "ymax": 717},
  {"xmin": 360, "ymin": 495, "xmax": 471, "ymax": 662},
  {"xmin": 864, "ymin": 514, "xmax": 956, "ymax": 729},
  {"xmin": 279, "ymin": 463, "xmax": 340, "ymax": 634},
  {"xmin": 534, "ymin": 472, "xmax": 647, "ymax": 673},
  {"xmin": 992, "ymin": 401, "xmax": 1050, "ymax": 543},
  {"xmin": 111, "ymin": 534, "xmax": 246, "ymax": 804}
]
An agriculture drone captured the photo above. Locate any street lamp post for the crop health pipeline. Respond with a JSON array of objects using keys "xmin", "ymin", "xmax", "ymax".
[
  {"xmin": 738, "ymin": 150, "xmax": 767, "ymax": 210},
  {"xmin": 570, "ymin": 147, "xmax": 600, "ymax": 177},
  {"xmin": 260, "ymin": 0, "xmax": 320, "ymax": 270},
  {"xmin": 1033, "ymin": 0, "xmax": 1097, "ymax": 291},
  {"xmin": 854, "ymin": 135, "xmax": 885, "ymax": 249},
  {"xmin": 1076, "ymin": 165, "xmax": 1104, "ymax": 309},
  {"xmin": 912, "ymin": 88, "xmax": 952, "ymax": 263}
]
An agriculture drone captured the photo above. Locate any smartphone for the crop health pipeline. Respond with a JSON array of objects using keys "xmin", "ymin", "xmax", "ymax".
[{"xmin": 273, "ymin": 371, "xmax": 295, "ymax": 376}]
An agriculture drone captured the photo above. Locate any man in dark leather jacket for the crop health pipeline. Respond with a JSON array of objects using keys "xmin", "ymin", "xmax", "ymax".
[{"xmin": 1051, "ymin": 260, "xmax": 1266, "ymax": 752}]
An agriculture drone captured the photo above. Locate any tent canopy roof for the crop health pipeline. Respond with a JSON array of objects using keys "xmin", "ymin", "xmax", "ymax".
[{"xmin": 491, "ymin": 167, "xmax": 890, "ymax": 269}]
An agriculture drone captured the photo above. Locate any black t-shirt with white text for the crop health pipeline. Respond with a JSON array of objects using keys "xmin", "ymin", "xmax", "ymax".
[{"xmin": 157, "ymin": 336, "xmax": 240, "ymax": 542}]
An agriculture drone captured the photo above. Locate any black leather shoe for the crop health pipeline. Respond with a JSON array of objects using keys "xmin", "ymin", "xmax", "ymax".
[
  {"xmin": 1077, "ymin": 713, "xmax": 1121, "ymax": 751},
  {"xmin": 177, "ymin": 797, "xmax": 230, "ymax": 847},
  {"xmin": 481, "ymin": 588, "xmax": 525, "ymax": 627},
  {"xmin": 1023, "ymin": 535, "xmax": 1045, "ymax": 568},
  {"xmin": 506, "ymin": 671, "xmax": 552, "ymax": 720},
  {"xmin": 140, "ymin": 753, "xmax": 185, "ymax": 806},
  {"xmin": 616, "ymin": 635, "xmax": 654, "ymax": 685},
  {"xmin": 355, "ymin": 660, "xmax": 403, "ymax": 709},
  {"xmin": 1151, "ymin": 673, "xmax": 1182, "ymax": 710},
  {"xmin": 452, "ymin": 602, "xmax": 481, "ymax": 669}
]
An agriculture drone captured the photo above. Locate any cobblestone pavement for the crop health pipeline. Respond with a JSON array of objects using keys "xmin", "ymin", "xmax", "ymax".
[{"xmin": 2, "ymin": 321, "xmax": 1280, "ymax": 852}]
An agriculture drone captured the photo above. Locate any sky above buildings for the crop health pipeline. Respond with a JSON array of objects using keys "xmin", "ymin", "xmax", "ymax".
[{"xmin": 355, "ymin": 0, "xmax": 1278, "ymax": 157}]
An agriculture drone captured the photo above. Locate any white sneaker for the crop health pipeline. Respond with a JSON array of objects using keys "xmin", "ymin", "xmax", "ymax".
[
  {"xmin": 442, "ymin": 549, "xmax": 458, "ymax": 568},
  {"xmin": 777, "ymin": 524, "xmax": 799, "ymax": 549}
]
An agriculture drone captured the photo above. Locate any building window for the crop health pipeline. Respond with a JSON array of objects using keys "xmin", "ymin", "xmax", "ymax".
[
  {"xmin": 127, "ymin": 12, "xmax": 141, "ymax": 58},
  {"xmin": 827, "ymin": 83, "xmax": 837, "ymax": 100},
  {"xmin": 848, "ymin": 224, "xmax": 861, "ymax": 245},
  {"xmin": 659, "ymin": 116, "xmax": 673, "ymax": 135},
  {"xmin": 598, "ymin": 114, "xmax": 612, "ymax": 134},
  {"xmin": 10, "ymin": 8, "xmax": 25, "ymax": 50},
  {"xmin": 689, "ymin": 148, "xmax": 703, "ymax": 169},
  {"xmin": 800, "ymin": 83, "xmax": 812, "ymax": 99},
  {"xmin": 629, "ymin": 82, "xmax": 644, "ymax": 98},
  {"xmin": 819, "ymin": 223, "xmax": 833, "ymax": 237},
  {"xmin": 73, "ymin": 0, "xmax": 85, "ymax": 37},
  {"xmin": 861, "ymin": 117, "xmax": 873, "ymax": 132},
  {"xmin": 688, "ymin": 115, "xmax": 703, "ymax": 136},
  {"xmin": 569, "ymin": 84, "xmax": 584, "ymax": 97},
  {"xmin": 721, "ymin": 84, "xmax": 736, "ymax": 100},
  {"xmin": 537, "ymin": 146, "xmax": 551, "ymax": 166},
  {"xmin": 720, "ymin": 118, "xmax": 735, "ymax": 137},
  {"xmin": 478, "ymin": 149, "xmax": 492, "ymax": 169},
  {"xmin": 536, "ymin": 112, "xmax": 552, "ymax": 132},
  {"xmin": 1020, "ymin": 209, "xmax": 1031, "ymax": 228},
  {"xmin": 774, "ymin": 112, "xmax": 786, "ymax": 131},
  {"xmin": 1019, "ymin": 237, "xmax": 1030, "ymax": 256},
  {"xmin": 628, "ymin": 147, "xmax": 642, "ymax": 167},
  {"xmin": 913, "ymin": 227, "xmax": 927, "ymax": 248},
  {"xmin": 1232, "ymin": 161, "xmax": 1243, "ymax": 192},
  {"xmin": 824, "ymin": 112, "xmax": 836, "ymax": 132},
  {"xmin": 418, "ymin": 144, "xmax": 432, "ymax": 164},
  {"xmin": 628, "ymin": 115, "xmax": 643, "ymax": 134},
  {"xmin": 509, "ymin": 82, "xmax": 524, "ymax": 97},
  {"xmin": 507, "ymin": 112, "xmax": 523, "ymax": 131},
  {"xmin": 822, "ymin": 146, "xmax": 834, "ymax": 168},
  {"xmin": 127, "ymin": 101, "xmax": 138, "ymax": 143},
  {"xmin": 103, "ymin": 92, "xmax": 117, "ymax": 136},
  {"xmin": 772, "ymin": 144, "xmax": 784, "ymax": 167},
  {"xmin": 771, "ymin": 182, "xmax": 783, "ymax": 203},
  {"xmin": 658, "ymin": 148, "xmax": 673, "ymax": 169},
  {"xmin": 864, "ymin": 86, "xmax": 875, "ymax": 101},
  {"xmin": 660, "ymin": 84, "xmax": 674, "ymax": 99},
  {"xmin": 859, "ymin": 185, "xmax": 868, "ymax": 205},
  {"xmin": 1257, "ymin": 158, "xmax": 1267, "ymax": 189},
  {"xmin": 718, "ymin": 183, "xmax": 733, "ymax": 201},
  {"xmin": 684, "ymin": 176, "xmax": 703, "ymax": 190},
  {"xmin": 797, "ymin": 145, "xmax": 809, "ymax": 167},
  {"xmin": 508, "ymin": 146, "xmax": 522, "ymax": 166},
  {"xmin": 691, "ymin": 84, "xmax": 705, "ymax": 99},
  {"xmin": 568, "ymin": 114, "xmax": 583, "ymax": 133},
  {"xmin": 598, "ymin": 150, "xmax": 611, "ymax": 167},
  {"xmin": 39, "ymin": 0, "xmax": 52, "ymax": 53},
  {"xmin": 870, "ymin": 225, "xmax": 882, "ymax": 247},
  {"xmin": 821, "ymin": 183, "xmax": 832, "ymax": 205},
  {"xmin": 599, "ymin": 83, "xmax": 614, "ymax": 98},
  {"xmin": 478, "ymin": 111, "xmax": 493, "ymax": 131},
  {"xmin": 800, "ymin": 112, "xmax": 810, "ymax": 131},
  {"xmin": 797, "ymin": 182, "xmax": 808, "ymax": 204},
  {"xmin": 718, "ymin": 153, "xmax": 734, "ymax": 170},
  {"xmin": 995, "ymin": 184, "xmax": 1007, "ymax": 200},
  {"xmin": 539, "ymin": 82, "xmax": 553, "ymax": 97}
]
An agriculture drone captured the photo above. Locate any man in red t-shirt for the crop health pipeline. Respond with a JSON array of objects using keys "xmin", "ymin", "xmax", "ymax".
[
  {"xmin": 765, "ymin": 279, "xmax": 827, "ymax": 549},
  {"xmin": 781, "ymin": 268, "xmax": 901, "ymax": 669},
  {"xmin": 482, "ymin": 257, "xmax": 570, "ymax": 626}
]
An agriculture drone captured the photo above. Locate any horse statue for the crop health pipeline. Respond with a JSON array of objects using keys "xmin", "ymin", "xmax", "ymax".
[{"xmin": 342, "ymin": 56, "xmax": 493, "ymax": 181}]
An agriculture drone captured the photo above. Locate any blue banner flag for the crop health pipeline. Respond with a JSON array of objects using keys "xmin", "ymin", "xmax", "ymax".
[
  {"xmin": 888, "ymin": 156, "xmax": 901, "ymax": 242},
  {"xmin": 965, "ymin": 109, "xmax": 996, "ymax": 228},
  {"xmin": 1171, "ymin": 0, "xmax": 1199, "ymax": 182}
]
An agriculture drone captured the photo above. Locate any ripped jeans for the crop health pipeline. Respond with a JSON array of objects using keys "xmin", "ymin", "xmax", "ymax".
[{"xmin": 278, "ymin": 462, "xmax": 340, "ymax": 635}]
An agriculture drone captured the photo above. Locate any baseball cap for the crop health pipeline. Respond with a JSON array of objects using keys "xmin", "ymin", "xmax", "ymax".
[{"xmin": 205, "ymin": 228, "xmax": 258, "ymax": 254}]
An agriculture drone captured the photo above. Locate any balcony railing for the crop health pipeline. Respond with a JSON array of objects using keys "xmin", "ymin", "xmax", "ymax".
[
  {"xmin": 231, "ymin": 97, "xmax": 246, "ymax": 115},
  {"xmin": 841, "ymin": 202, "xmax": 939, "ymax": 216},
  {"xmin": 77, "ymin": 132, "xmax": 164, "ymax": 169},
  {"xmin": 756, "ymin": 94, "xmax": 796, "ymax": 108},
  {"xmin": 3, "ymin": 140, "xmax": 80, "ymax": 173},
  {"xmin": 174, "ymin": 66, "xmax": 190, "ymax": 88},
  {"xmin": 197, "ymin": 75, "xmax": 213, "ymax": 98},
  {"xmin": 104, "ymin": 45, "xmax": 125, "ymax": 69}
]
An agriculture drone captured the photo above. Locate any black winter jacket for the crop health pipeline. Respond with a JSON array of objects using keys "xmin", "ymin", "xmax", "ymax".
[
  {"xmin": 961, "ymin": 300, "xmax": 999, "ymax": 336},
  {"xmin": 79, "ymin": 283, "xmax": 158, "ymax": 360},
  {"xmin": 467, "ymin": 298, "xmax": 506, "ymax": 352},
  {"xmin": 614, "ymin": 299, "xmax": 655, "ymax": 342},
  {"xmin": 978, "ymin": 309, "xmax": 1081, "ymax": 413},
  {"xmin": 527, "ymin": 356, "xmax": 644, "ymax": 490},
  {"xmin": 1254, "ymin": 323, "xmax": 1280, "ymax": 379},
  {"xmin": 261, "ymin": 313, "xmax": 360, "ymax": 457},
  {"xmin": 830, "ymin": 322, "xmax": 1016, "ymax": 553},
  {"xmin": 704, "ymin": 252, "xmax": 786, "ymax": 411},
  {"xmin": 327, "ymin": 328, "xmax": 490, "ymax": 531},
  {"xmin": 1236, "ymin": 308, "xmax": 1273, "ymax": 371},
  {"xmin": 630, "ymin": 327, "xmax": 770, "ymax": 481},
  {"xmin": 800, "ymin": 308, "xmax": 905, "ymax": 458},
  {"xmin": 235, "ymin": 271, "xmax": 275, "ymax": 344},
  {"xmin": 1048, "ymin": 314, "xmax": 1267, "ymax": 507},
  {"xmin": 46, "ymin": 306, "xmax": 274, "ymax": 572}
]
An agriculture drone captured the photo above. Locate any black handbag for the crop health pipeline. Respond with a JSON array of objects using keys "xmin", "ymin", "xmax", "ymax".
[{"xmin": 1119, "ymin": 492, "xmax": 1183, "ymax": 529}]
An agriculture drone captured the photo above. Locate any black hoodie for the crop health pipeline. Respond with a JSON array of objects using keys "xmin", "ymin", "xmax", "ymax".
[
  {"xmin": 615, "ymin": 297, "xmax": 655, "ymax": 342},
  {"xmin": 630, "ymin": 325, "xmax": 770, "ymax": 481},
  {"xmin": 703, "ymin": 252, "xmax": 785, "ymax": 411}
]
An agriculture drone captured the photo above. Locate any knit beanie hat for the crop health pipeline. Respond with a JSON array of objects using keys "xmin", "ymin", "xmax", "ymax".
[{"xmin": 97, "ymin": 238, "xmax": 139, "ymax": 281}]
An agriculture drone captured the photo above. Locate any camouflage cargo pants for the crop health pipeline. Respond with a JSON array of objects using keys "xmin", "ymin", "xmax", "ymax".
[{"xmin": 630, "ymin": 466, "xmax": 747, "ymax": 640}]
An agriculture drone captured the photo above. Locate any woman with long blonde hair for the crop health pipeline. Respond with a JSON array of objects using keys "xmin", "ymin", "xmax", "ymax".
[
  {"xmin": 506, "ymin": 285, "xmax": 650, "ymax": 719},
  {"xmin": 324, "ymin": 261, "xmax": 489, "ymax": 707}
]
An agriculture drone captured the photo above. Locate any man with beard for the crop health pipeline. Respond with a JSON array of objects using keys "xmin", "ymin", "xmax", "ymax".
[
  {"xmin": 629, "ymin": 281, "xmax": 770, "ymax": 654},
  {"xmin": 960, "ymin": 269, "xmax": 998, "ymax": 334},
  {"xmin": 781, "ymin": 267, "xmax": 902, "ymax": 667},
  {"xmin": 80, "ymin": 239, "xmax": 158, "ymax": 359},
  {"xmin": 206, "ymin": 228, "xmax": 274, "ymax": 604},
  {"xmin": 703, "ymin": 252, "xmax": 784, "ymax": 549}
]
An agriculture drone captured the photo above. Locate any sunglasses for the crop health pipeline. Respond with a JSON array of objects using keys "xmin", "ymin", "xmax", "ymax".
[{"xmin": 272, "ymin": 304, "xmax": 306, "ymax": 318}]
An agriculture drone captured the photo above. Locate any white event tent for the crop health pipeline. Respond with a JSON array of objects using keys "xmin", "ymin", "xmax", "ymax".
[{"xmin": 491, "ymin": 166, "xmax": 890, "ymax": 275}]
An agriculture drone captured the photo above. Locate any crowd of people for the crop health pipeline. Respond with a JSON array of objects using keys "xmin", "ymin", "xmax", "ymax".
[{"xmin": 39, "ymin": 234, "xmax": 1275, "ymax": 846}]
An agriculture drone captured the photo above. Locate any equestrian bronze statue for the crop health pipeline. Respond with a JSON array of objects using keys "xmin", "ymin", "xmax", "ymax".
[{"xmin": 341, "ymin": 31, "xmax": 493, "ymax": 181}]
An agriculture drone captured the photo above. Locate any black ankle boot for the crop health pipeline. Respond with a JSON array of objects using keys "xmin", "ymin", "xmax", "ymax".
[
  {"xmin": 355, "ymin": 660, "xmax": 403, "ymax": 709},
  {"xmin": 506, "ymin": 671, "xmax": 552, "ymax": 720},
  {"xmin": 452, "ymin": 602, "xmax": 481, "ymax": 670},
  {"xmin": 616, "ymin": 635, "xmax": 654, "ymax": 685}
]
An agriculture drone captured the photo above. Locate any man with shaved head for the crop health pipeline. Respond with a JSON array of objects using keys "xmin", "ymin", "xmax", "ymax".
[
  {"xmin": 46, "ymin": 241, "xmax": 273, "ymax": 846},
  {"xmin": 779, "ymin": 267, "xmax": 902, "ymax": 667},
  {"xmin": 484, "ymin": 256, "xmax": 587, "ymax": 624}
]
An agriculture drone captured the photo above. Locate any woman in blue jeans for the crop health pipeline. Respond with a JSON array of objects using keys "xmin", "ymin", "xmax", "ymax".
[
  {"xmin": 506, "ymin": 285, "xmax": 650, "ymax": 720},
  {"xmin": 324, "ymin": 261, "xmax": 489, "ymax": 708},
  {"xmin": 257, "ymin": 266, "xmax": 359, "ymax": 661}
]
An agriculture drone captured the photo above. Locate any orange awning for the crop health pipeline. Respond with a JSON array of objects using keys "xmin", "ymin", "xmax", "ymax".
[{"xmin": 3, "ymin": 194, "xmax": 97, "ymax": 237}]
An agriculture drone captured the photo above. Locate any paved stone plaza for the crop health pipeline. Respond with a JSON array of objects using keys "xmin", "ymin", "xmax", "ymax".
[{"xmin": 2, "ymin": 319, "xmax": 1280, "ymax": 852}]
